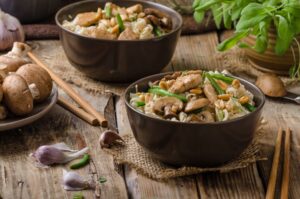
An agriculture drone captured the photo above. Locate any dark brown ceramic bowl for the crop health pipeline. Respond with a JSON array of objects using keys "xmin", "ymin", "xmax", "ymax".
[
  {"xmin": 0, "ymin": 0, "xmax": 62, "ymax": 23},
  {"xmin": 124, "ymin": 72, "xmax": 265, "ymax": 167},
  {"xmin": 55, "ymin": 0, "xmax": 182, "ymax": 82}
]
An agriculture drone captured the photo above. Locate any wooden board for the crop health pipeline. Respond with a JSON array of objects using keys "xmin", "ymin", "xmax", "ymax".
[{"xmin": 1, "ymin": 32, "xmax": 300, "ymax": 198}]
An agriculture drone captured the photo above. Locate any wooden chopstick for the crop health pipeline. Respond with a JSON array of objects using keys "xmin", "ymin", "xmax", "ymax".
[
  {"xmin": 266, "ymin": 127, "xmax": 283, "ymax": 199},
  {"xmin": 57, "ymin": 97, "xmax": 99, "ymax": 126},
  {"xmin": 280, "ymin": 128, "xmax": 291, "ymax": 199},
  {"xmin": 28, "ymin": 52, "xmax": 108, "ymax": 127}
]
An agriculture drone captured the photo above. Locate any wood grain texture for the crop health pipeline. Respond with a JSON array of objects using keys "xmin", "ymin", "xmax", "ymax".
[{"xmin": 0, "ymin": 86, "xmax": 128, "ymax": 199}]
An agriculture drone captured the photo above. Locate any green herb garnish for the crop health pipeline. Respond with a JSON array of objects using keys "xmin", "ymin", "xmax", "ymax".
[
  {"xmin": 136, "ymin": 101, "xmax": 145, "ymax": 107},
  {"xmin": 105, "ymin": 3, "xmax": 111, "ymax": 18},
  {"xmin": 243, "ymin": 103, "xmax": 256, "ymax": 112},
  {"xmin": 70, "ymin": 154, "xmax": 90, "ymax": 169},
  {"xmin": 148, "ymin": 87, "xmax": 188, "ymax": 102},
  {"xmin": 99, "ymin": 177, "xmax": 107, "ymax": 183},
  {"xmin": 116, "ymin": 14, "xmax": 125, "ymax": 32}
]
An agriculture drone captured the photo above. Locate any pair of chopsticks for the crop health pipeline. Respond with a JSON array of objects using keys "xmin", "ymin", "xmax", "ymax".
[
  {"xmin": 266, "ymin": 127, "xmax": 291, "ymax": 199},
  {"xmin": 27, "ymin": 52, "xmax": 107, "ymax": 127}
]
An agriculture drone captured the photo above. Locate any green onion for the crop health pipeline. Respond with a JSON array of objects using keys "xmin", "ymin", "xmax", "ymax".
[
  {"xmin": 148, "ymin": 87, "xmax": 188, "ymax": 102},
  {"xmin": 105, "ymin": 3, "xmax": 111, "ymax": 18},
  {"xmin": 99, "ymin": 177, "xmax": 107, "ymax": 184},
  {"xmin": 136, "ymin": 101, "xmax": 145, "ymax": 107},
  {"xmin": 116, "ymin": 14, "xmax": 125, "ymax": 32},
  {"xmin": 70, "ymin": 154, "xmax": 90, "ymax": 169},
  {"xmin": 243, "ymin": 103, "xmax": 256, "ymax": 112},
  {"xmin": 154, "ymin": 26, "xmax": 162, "ymax": 36},
  {"xmin": 209, "ymin": 73, "xmax": 234, "ymax": 84},
  {"xmin": 73, "ymin": 193, "xmax": 84, "ymax": 199},
  {"xmin": 205, "ymin": 73, "xmax": 225, "ymax": 94}
]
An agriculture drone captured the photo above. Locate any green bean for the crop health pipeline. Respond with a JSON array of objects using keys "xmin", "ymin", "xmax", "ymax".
[
  {"xmin": 116, "ymin": 14, "xmax": 125, "ymax": 32},
  {"xmin": 105, "ymin": 3, "xmax": 111, "ymax": 18},
  {"xmin": 70, "ymin": 154, "xmax": 90, "ymax": 169},
  {"xmin": 209, "ymin": 73, "xmax": 234, "ymax": 84},
  {"xmin": 136, "ymin": 101, "xmax": 145, "ymax": 107},
  {"xmin": 148, "ymin": 87, "xmax": 188, "ymax": 102},
  {"xmin": 154, "ymin": 26, "xmax": 162, "ymax": 36},
  {"xmin": 243, "ymin": 103, "xmax": 256, "ymax": 112},
  {"xmin": 205, "ymin": 73, "xmax": 225, "ymax": 94}
]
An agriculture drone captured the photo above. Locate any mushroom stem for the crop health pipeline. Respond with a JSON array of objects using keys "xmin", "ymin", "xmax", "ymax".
[{"xmin": 28, "ymin": 83, "xmax": 40, "ymax": 100}]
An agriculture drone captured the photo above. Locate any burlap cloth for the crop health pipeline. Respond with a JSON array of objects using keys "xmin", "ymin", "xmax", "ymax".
[{"xmin": 104, "ymin": 120, "xmax": 266, "ymax": 180}]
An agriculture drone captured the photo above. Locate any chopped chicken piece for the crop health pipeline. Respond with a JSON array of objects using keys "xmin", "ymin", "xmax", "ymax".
[
  {"xmin": 168, "ymin": 74, "xmax": 202, "ymax": 94},
  {"xmin": 73, "ymin": 8, "xmax": 102, "ymax": 27},
  {"xmin": 118, "ymin": 28, "xmax": 139, "ymax": 40}
]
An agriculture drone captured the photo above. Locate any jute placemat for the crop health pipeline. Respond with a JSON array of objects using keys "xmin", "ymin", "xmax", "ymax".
[{"xmin": 104, "ymin": 120, "xmax": 267, "ymax": 180}]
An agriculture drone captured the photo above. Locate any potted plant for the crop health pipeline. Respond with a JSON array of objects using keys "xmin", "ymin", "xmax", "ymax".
[{"xmin": 193, "ymin": 0, "xmax": 300, "ymax": 78}]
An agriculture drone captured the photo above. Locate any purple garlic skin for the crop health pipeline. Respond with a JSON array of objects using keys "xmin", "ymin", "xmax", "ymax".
[
  {"xmin": 30, "ymin": 142, "xmax": 89, "ymax": 167},
  {"xmin": 33, "ymin": 145, "xmax": 65, "ymax": 165},
  {"xmin": 63, "ymin": 170, "xmax": 95, "ymax": 191},
  {"xmin": 99, "ymin": 130, "xmax": 124, "ymax": 148}
]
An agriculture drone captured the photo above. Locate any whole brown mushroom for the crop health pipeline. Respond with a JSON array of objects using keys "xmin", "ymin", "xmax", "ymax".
[
  {"xmin": 16, "ymin": 64, "xmax": 53, "ymax": 102},
  {"xmin": 255, "ymin": 73, "xmax": 286, "ymax": 97},
  {"xmin": 3, "ymin": 74, "xmax": 34, "ymax": 115}
]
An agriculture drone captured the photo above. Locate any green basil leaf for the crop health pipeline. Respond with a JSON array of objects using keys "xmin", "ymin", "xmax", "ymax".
[
  {"xmin": 192, "ymin": 0, "xmax": 201, "ymax": 9},
  {"xmin": 254, "ymin": 21, "xmax": 269, "ymax": 53},
  {"xmin": 223, "ymin": 3, "xmax": 232, "ymax": 29},
  {"xmin": 236, "ymin": 13, "xmax": 268, "ymax": 31},
  {"xmin": 238, "ymin": 42, "xmax": 251, "ymax": 48},
  {"xmin": 193, "ymin": 11, "xmax": 205, "ymax": 23},
  {"xmin": 218, "ymin": 30, "xmax": 249, "ymax": 51},
  {"xmin": 195, "ymin": 0, "xmax": 222, "ymax": 11},
  {"xmin": 211, "ymin": 4, "xmax": 222, "ymax": 29},
  {"xmin": 275, "ymin": 15, "xmax": 294, "ymax": 55}
]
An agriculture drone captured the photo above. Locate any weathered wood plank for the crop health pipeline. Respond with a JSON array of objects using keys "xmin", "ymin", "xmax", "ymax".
[
  {"xmin": 0, "ymin": 86, "xmax": 128, "ymax": 199},
  {"xmin": 257, "ymin": 96, "xmax": 300, "ymax": 199},
  {"xmin": 115, "ymin": 97, "xmax": 200, "ymax": 199}
]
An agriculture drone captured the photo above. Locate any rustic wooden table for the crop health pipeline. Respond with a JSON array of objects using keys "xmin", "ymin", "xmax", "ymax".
[{"xmin": 1, "ymin": 31, "xmax": 300, "ymax": 199}]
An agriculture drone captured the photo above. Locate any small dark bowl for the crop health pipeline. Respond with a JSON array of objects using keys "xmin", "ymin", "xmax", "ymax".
[
  {"xmin": 0, "ymin": 0, "xmax": 62, "ymax": 23},
  {"xmin": 124, "ymin": 73, "xmax": 265, "ymax": 167},
  {"xmin": 55, "ymin": 0, "xmax": 182, "ymax": 82}
]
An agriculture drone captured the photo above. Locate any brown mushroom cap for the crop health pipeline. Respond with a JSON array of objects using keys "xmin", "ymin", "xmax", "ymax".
[
  {"xmin": 3, "ymin": 74, "xmax": 33, "ymax": 115},
  {"xmin": 153, "ymin": 97, "xmax": 183, "ymax": 119},
  {"xmin": 16, "ymin": 64, "xmax": 53, "ymax": 102},
  {"xmin": 255, "ymin": 74, "xmax": 287, "ymax": 97},
  {"xmin": 0, "ymin": 56, "xmax": 28, "ymax": 74},
  {"xmin": 185, "ymin": 98, "xmax": 210, "ymax": 112}
]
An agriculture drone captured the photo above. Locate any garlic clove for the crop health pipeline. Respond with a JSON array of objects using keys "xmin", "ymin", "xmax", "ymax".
[
  {"xmin": 99, "ymin": 130, "xmax": 124, "ymax": 148},
  {"xmin": 63, "ymin": 170, "xmax": 95, "ymax": 191},
  {"xmin": 0, "ymin": 10, "xmax": 25, "ymax": 51},
  {"xmin": 30, "ymin": 142, "xmax": 89, "ymax": 167}
]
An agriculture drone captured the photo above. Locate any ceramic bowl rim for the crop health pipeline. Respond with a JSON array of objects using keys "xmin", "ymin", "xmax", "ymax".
[{"xmin": 55, "ymin": 0, "xmax": 183, "ymax": 42}]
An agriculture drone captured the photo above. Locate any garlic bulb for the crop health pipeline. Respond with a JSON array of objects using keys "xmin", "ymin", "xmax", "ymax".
[
  {"xmin": 30, "ymin": 142, "xmax": 89, "ymax": 168},
  {"xmin": 0, "ymin": 10, "xmax": 25, "ymax": 51},
  {"xmin": 63, "ymin": 170, "xmax": 95, "ymax": 191}
]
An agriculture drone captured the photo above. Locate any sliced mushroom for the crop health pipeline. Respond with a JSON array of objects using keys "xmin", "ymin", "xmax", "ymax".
[
  {"xmin": 255, "ymin": 73, "xmax": 286, "ymax": 97},
  {"xmin": 153, "ymin": 97, "xmax": 183, "ymax": 119},
  {"xmin": 187, "ymin": 110, "xmax": 215, "ymax": 123},
  {"xmin": 184, "ymin": 98, "xmax": 210, "ymax": 113},
  {"xmin": 144, "ymin": 8, "xmax": 168, "ymax": 19},
  {"xmin": 203, "ymin": 83, "xmax": 217, "ymax": 104},
  {"xmin": 144, "ymin": 8, "xmax": 172, "ymax": 29},
  {"xmin": 118, "ymin": 27, "xmax": 139, "ymax": 40},
  {"xmin": 146, "ymin": 15, "xmax": 160, "ymax": 26},
  {"xmin": 3, "ymin": 74, "xmax": 33, "ymax": 115},
  {"xmin": 16, "ymin": 64, "xmax": 53, "ymax": 102},
  {"xmin": 168, "ymin": 74, "xmax": 202, "ymax": 94}
]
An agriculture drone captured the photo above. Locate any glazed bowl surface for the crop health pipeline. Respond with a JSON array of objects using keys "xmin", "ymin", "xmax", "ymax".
[
  {"xmin": 124, "ymin": 72, "xmax": 265, "ymax": 167},
  {"xmin": 56, "ymin": 0, "xmax": 182, "ymax": 82}
]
